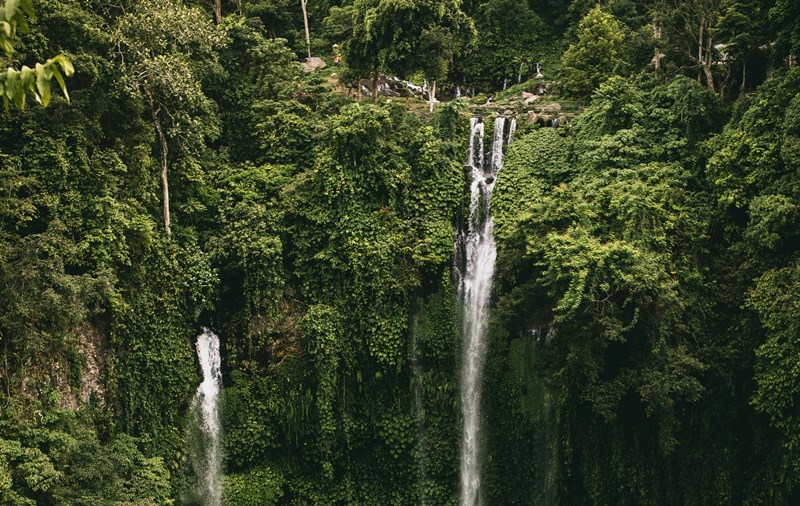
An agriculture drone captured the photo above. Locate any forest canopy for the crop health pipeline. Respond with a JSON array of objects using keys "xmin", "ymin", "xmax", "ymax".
[{"xmin": 0, "ymin": 0, "xmax": 799, "ymax": 504}]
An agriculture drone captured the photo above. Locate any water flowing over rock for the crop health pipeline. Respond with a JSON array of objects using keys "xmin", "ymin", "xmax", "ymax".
[
  {"xmin": 191, "ymin": 328, "xmax": 223, "ymax": 506},
  {"xmin": 456, "ymin": 115, "xmax": 515, "ymax": 506}
]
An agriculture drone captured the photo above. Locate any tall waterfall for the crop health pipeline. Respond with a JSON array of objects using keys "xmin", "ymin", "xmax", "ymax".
[
  {"xmin": 456, "ymin": 115, "xmax": 515, "ymax": 506},
  {"xmin": 192, "ymin": 328, "xmax": 223, "ymax": 506}
]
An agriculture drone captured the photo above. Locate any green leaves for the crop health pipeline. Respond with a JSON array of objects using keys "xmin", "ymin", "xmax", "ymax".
[
  {"xmin": 0, "ymin": 0, "xmax": 34, "ymax": 56},
  {"xmin": 344, "ymin": 0, "xmax": 474, "ymax": 87},
  {"xmin": 487, "ymin": 73, "xmax": 726, "ymax": 500},
  {"xmin": 561, "ymin": 5, "xmax": 626, "ymax": 97},
  {"xmin": 0, "ymin": 0, "xmax": 73, "ymax": 111},
  {"xmin": 706, "ymin": 68, "xmax": 800, "ymax": 214},
  {"xmin": 5, "ymin": 0, "xmax": 34, "ymax": 23},
  {"xmin": 0, "ymin": 57, "xmax": 73, "ymax": 109},
  {"xmin": 749, "ymin": 262, "xmax": 800, "ymax": 468},
  {"xmin": 0, "ymin": 403, "xmax": 172, "ymax": 505},
  {"xmin": 223, "ymin": 467, "xmax": 284, "ymax": 505},
  {"xmin": 303, "ymin": 305, "xmax": 342, "ymax": 479}
]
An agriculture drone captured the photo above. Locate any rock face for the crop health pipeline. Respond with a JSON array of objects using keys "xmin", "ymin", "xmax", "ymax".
[
  {"xmin": 303, "ymin": 57, "xmax": 327, "ymax": 72},
  {"xmin": 524, "ymin": 94, "xmax": 541, "ymax": 105},
  {"xmin": 21, "ymin": 322, "xmax": 108, "ymax": 410},
  {"xmin": 541, "ymin": 103, "xmax": 561, "ymax": 114}
]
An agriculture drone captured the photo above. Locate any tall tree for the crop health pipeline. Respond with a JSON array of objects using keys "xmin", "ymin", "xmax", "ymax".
[
  {"xmin": 345, "ymin": 0, "xmax": 474, "ymax": 101},
  {"xmin": 561, "ymin": 5, "xmax": 626, "ymax": 96},
  {"xmin": 461, "ymin": 0, "xmax": 546, "ymax": 91},
  {"xmin": 713, "ymin": 0, "xmax": 769, "ymax": 94},
  {"xmin": 649, "ymin": 0, "xmax": 725, "ymax": 91},
  {"xmin": 113, "ymin": 0, "xmax": 222, "ymax": 237},
  {"xmin": 213, "ymin": 0, "xmax": 222, "ymax": 23},
  {"xmin": 418, "ymin": 25, "xmax": 456, "ymax": 111},
  {"xmin": 344, "ymin": 0, "xmax": 383, "ymax": 99},
  {"xmin": 301, "ymin": 0, "xmax": 312, "ymax": 59},
  {"xmin": 770, "ymin": 0, "xmax": 800, "ymax": 65},
  {"xmin": 686, "ymin": 0, "xmax": 723, "ymax": 90}
]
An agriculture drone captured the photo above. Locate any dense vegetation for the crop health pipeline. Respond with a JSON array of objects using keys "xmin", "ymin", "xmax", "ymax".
[{"xmin": 1, "ymin": 0, "xmax": 798, "ymax": 504}]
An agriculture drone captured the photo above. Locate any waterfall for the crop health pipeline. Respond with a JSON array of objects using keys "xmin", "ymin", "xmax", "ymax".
[
  {"xmin": 457, "ymin": 115, "xmax": 514, "ymax": 506},
  {"xmin": 192, "ymin": 328, "xmax": 223, "ymax": 506}
]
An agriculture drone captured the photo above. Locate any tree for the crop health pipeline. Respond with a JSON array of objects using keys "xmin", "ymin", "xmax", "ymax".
[
  {"xmin": 113, "ymin": 0, "xmax": 222, "ymax": 237},
  {"xmin": 713, "ymin": 0, "xmax": 769, "ymax": 93},
  {"xmin": 384, "ymin": 0, "xmax": 474, "ymax": 108},
  {"xmin": 462, "ymin": 0, "xmax": 546, "ymax": 90},
  {"xmin": 214, "ymin": 0, "xmax": 223, "ymax": 23},
  {"xmin": 561, "ymin": 5, "xmax": 626, "ymax": 97},
  {"xmin": 0, "ymin": 0, "xmax": 73, "ymax": 109},
  {"xmin": 343, "ymin": 0, "xmax": 383, "ymax": 99},
  {"xmin": 771, "ymin": 0, "xmax": 800, "ymax": 65},
  {"xmin": 345, "ymin": 0, "xmax": 474, "ymax": 101},
  {"xmin": 322, "ymin": 3, "xmax": 354, "ymax": 44},
  {"xmin": 683, "ymin": 0, "xmax": 724, "ymax": 91},
  {"xmin": 418, "ymin": 26, "xmax": 456, "ymax": 111},
  {"xmin": 301, "ymin": 0, "xmax": 311, "ymax": 59},
  {"xmin": 648, "ymin": 0, "xmax": 726, "ymax": 91}
]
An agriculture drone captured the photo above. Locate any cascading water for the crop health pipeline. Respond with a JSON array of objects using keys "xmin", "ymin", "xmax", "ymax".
[
  {"xmin": 456, "ymin": 115, "xmax": 515, "ymax": 506},
  {"xmin": 191, "ymin": 328, "xmax": 223, "ymax": 506}
]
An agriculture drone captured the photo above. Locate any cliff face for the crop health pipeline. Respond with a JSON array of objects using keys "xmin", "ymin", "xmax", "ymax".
[{"xmin": 44, "ymin": 323, "xmax": 107, "ymax": 411}]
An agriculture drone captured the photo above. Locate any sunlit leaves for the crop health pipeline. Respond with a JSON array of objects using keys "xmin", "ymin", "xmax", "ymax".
[
  {"xmin": 0, "ymin": 0, "xmax": 72, "ymax": 110},
  {"xmin": 223, "ymin": 467, "xmax": 284, "ymax": 505},
  {"xmin": 0, "ymin": 0, "xmax": 34, "ymax": 56},
  {"xmin": 561, "ymin": 5, "xmax": 626, "ymax": 97},
  {"xmin": 0, "ymin": 56, "xmax": 73, "ymax": 109}
]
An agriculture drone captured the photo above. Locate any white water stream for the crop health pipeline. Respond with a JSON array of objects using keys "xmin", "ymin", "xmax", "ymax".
[
  {"xmin": 457, "ymin": 116, "xmax": 514, "ymax": 506},
  {"xmin": 192, "ymin": 328, "xmax": 223, "ymax": 506}
]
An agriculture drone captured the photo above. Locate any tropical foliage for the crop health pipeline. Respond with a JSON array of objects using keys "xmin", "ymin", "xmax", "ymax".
[{"xmin": 0, "ymin": 0, "xmax": 798, "ymax": 504}]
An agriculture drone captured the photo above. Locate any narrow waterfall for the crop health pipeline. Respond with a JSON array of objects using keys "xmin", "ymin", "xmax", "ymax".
[
  {"xmin": 457, "ymin": 115, "xmax": 515, "ymax": 506},
  {"xmin": 192, "ymin": 328, "xmax": 223, "ymax": 506}
]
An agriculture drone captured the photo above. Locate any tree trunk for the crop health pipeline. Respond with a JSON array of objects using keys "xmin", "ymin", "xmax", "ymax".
[
  {"xmin": 372, "ymin": 64, "xmax": 379, "ymax": 102},
  {"xmin": 213, "ymin": 0, "xmax": 222, "ymax": 24},
  {"xmin": 703, "ymin": 34, "xmax": 715, "ymax": 91},
  {"xmin": 653, "ymin": 22, "xmax": 663, "ymax": 72},
  {"xmin": 741, "ymin": 62, "xmax": 746, "ymax": 91},
  {"xmin": 702, "ymin": 61, "xmax": 715, "ymax": 91},
  {"xmin": 301, "ymin": 0, "xmax": 312, "ymax": 60},
  {"xmin": 151, "ymin": 107, "xmax": 171, "ymax": 238},
  {"xmin": 697, "ymin": 17, "xmax": 705, "ymax": 83},
  {"xmin": 428, "ymin": 80, "xmax": 436, "ymax": 112},
  {"xmin": 720, "ymin": 63, "xmax": 731, "ymax": 103}
]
